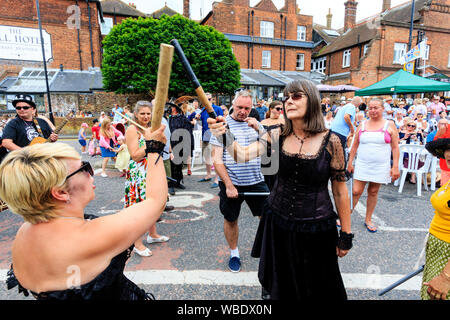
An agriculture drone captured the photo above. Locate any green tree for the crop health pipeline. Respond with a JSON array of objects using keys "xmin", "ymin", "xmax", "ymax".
[{"xmin": 101, "ymin": 14, "xmax": 241, "ymax": 96}]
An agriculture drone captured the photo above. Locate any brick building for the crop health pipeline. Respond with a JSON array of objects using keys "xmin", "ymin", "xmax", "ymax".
[
  {"xmin": 314, "ymin": 0, "xmax": 450, "ymax": 96},
  {"xmin": 200, "ymin": 0, "xmax": 326, "ymax": 100}
]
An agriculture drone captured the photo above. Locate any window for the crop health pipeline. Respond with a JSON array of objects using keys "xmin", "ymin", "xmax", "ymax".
[
  {"xmin": 262, "ymin": 51, "xmax": 271, "ymax": 68},
  {"xmin": 297, "ymin": 26, "xmax": 306, "ymax": 41},
  {"xmin": 100, "ymin": 17, "xmax": 113, "ymax": 35},
  {"xmin": 260, "ymin": 21, "xmax": 274, "ymax": 38},
  {"xmin": 448, "ymin": 50, "xmax": 450, "ymax": 68},
  {"xmin": 312, "ymin": 57, "xmax": 327, "ymax": 73},
  {"xmin": 342, "ymin": 49, "xmax": 351, "ymax": 68},
  {"xmin": 363, "ymin": 44, "xmax": 369, "ymax": 56},
  {"xmin": 393, "ymin": 43, "xmax": 407, "ymax": 64},
  {"xmin": 296, "ymin": 53, "xmax": 305, "ymax": 70}
]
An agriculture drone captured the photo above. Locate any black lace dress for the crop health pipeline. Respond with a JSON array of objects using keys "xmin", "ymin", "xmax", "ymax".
[
  {"xmin": 6, "ymin": 214, "xmax": 154, "ymax": 300},
  {"xmin": 251, "ymin": 130, "xmax": 349, "ymax": 300}
]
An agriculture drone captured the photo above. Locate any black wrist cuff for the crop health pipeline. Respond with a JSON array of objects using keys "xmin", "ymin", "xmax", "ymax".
[
  {"xmin": 337, "ymin": 230, "xmax": 354, "ymax": 250},
  {"xmin": 145, "ymin": 140, "xmax": 165, "ymax": 156}
]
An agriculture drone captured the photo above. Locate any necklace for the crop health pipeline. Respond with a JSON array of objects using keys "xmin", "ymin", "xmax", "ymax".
[{"xmin": 292, "ymin": 131, "xmax": 310, "ymax": 154}]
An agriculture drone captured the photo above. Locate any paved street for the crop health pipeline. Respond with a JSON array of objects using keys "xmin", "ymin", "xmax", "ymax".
[{"xmin": 0, "ymin": 139, "xmax": 435, "ymax": 300}]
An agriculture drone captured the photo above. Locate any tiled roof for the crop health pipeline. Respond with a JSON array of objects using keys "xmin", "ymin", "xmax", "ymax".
[
  {"xmin": 316, "ymin": 0, "xmax": 428, "ymax": 57},
  {"xmin": 101, "ymin": 0, "xmax": 146, "ymax": 17}
]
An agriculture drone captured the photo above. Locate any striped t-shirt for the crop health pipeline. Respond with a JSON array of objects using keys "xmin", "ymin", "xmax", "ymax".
[{"xmin": 210, "ymin": 115, "xmax": 264, "ymax": 186}]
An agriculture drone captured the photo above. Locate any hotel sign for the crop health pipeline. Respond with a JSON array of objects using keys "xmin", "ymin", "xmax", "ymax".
[{"xmin": 0, "ymin": 25, "xmax": 52, "ymax": 62}]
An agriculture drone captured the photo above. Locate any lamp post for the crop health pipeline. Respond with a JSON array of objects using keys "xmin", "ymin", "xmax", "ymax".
[
  {"xmin": 35, "ymin": 0, "xmax": 55, "ymax": 124},
  {"xmin": 407, "ymin": 0, "xmax": 415, "ymax": 51}
]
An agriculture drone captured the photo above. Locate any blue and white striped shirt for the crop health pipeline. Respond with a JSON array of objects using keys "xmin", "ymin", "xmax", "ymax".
[{"xmin": 210, "ymin": 115, "xmax": 264, "ymax": 186}]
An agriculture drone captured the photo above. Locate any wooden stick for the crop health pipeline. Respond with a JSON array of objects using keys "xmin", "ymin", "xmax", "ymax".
[
  {"xmin": 151, "ymin": 43, "xmax": 174, "ymax": 130},
  {"xmin": 113, "ymin": 110, "xmax": 146, "ymax": 131}
]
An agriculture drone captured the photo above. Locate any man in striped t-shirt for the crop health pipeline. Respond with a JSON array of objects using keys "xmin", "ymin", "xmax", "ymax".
[{"xmin": 210, "ymin": 90, "xmax": 269, "ymax": 273}]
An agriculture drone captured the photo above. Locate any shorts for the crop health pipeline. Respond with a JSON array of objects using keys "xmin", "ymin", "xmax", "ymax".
[
  {"xmin": 78, "ymin": 139, "xmax": 86, "ymax": 147},
  {"xmin": 218, "ymin": 181, "xmax": 269, "ymax": 222},
  {"xmin": 202, "ymin": 141, "xmax": 212, "ymax": 165}
]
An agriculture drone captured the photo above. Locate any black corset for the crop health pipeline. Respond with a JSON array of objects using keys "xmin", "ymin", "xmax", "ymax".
[{"xmin": 267, "ymin": 131, "xmax": 348, "ymax": 230}]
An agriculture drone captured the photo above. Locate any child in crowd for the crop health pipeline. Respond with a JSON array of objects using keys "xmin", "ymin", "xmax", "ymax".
[
  {"xmin": 114, "ymin": 136, "xmax": 130, "ymax": 177},
  {"xmin": 78, "ymin": 122, "xmax": 89, "ymax": 154}
]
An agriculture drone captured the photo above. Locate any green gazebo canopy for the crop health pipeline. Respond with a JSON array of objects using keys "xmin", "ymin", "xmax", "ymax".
[{"xmin": 355, "ymin": 70, "xmax": 450, "ymax": 96}]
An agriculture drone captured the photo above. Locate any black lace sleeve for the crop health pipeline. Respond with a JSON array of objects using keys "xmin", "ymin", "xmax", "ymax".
[{"xmin": 327, "ymin": 133, "xmax": 350, "ymax": 182}]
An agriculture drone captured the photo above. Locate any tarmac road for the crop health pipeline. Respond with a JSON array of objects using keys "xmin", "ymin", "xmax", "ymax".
[{"xmin": 0, "ymin": 139, "xmax": 436, "ymax": 301}]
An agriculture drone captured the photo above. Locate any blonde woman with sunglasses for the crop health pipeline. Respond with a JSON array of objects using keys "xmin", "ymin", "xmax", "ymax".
[{"xmin": 1, "ymin": 128, "xmax": 167, "ymax": 300}]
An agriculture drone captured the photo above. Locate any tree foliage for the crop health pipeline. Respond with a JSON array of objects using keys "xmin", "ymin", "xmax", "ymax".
[{"xmin": 101, "ymin": 14, "xmax": 241, "ymax": 97}]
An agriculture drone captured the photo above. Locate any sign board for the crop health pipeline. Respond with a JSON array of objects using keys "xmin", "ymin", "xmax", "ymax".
[
  {"xmin": 403, "ymin": 61, "xmax": 415, "ymax": 74},
  {"xmin": 0, "ymin": 25, "xmax": 52, "ymax": 62}
]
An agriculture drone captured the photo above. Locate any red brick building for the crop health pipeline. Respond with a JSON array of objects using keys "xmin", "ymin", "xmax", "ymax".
[
  {"xmin": 0, "ymin": 0, "xmax": 104, "ymax": 77},
  {"xmin": 315, "ymin": 0, "xmax": 450, "ymax": 95},
  {"xmin": 201, "ymin": 0, "xmax": 314, "ymax": 72}
]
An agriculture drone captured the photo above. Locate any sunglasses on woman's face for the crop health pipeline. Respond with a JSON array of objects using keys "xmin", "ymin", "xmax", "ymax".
[
  {"xmin": 407, "ymin": 124, "xmax": 416, "ymax": 128},
  {"xmin": 66, "ymin": 161, "xmax": 94, "ymax": 181},
  {"xmin": 282, "ymin": 92, "xmax": 306, "ymax": 103},
  {"xmin": 274, "ymin": 107, "xmax": 283, "ymax": 111}
]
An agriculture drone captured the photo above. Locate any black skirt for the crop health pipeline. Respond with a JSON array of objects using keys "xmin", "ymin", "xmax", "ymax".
[{"xmin": 251, "ymin": 202, "xmax": 347, "ymax": 300}]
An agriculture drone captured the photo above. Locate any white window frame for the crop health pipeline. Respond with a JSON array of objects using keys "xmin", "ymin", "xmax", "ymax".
[
  {"xmin": 363, "ymin": 44, "xmax": 369, "ymax": 56},
  {"xmin": 296, "ymin": 53, "xmax": 305, "ymax": 70},
  {"xmin": 342, "ymin": 49, "xmax": 351, "ymax": 68},
  {"xmin": 260, "ymin": 21, "xmax": 274, "ymax": 38},
  {"xmin": 297, "ymin": 25, "xmax": 306, "ymax": 41},
  {"xmin": 393, "ymin": 42, "xmax": 407, "ymax": 64},
  {"xmin": 100, "ymin": 17, "xmax": 113, "ymax": 35},
  {"xmin": 262, "ymin": 50, "xmax": 271, "ymax": 68},
  {"xmin": 311, "ymin": 56, "xmax": 326, "ymax": 74}
]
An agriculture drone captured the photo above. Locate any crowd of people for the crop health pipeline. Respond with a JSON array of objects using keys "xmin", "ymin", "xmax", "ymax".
[{"xmin": 0, "ymin": 86, "xmax": 449, "ymax": 301}]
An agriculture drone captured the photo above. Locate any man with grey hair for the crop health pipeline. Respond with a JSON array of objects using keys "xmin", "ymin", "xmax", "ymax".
[
  {"xmin": 383, "ymin": 97, "xmax": 394, "ymax": 120},
  {"xmin": 330, "ymin": 96, "xmax": 362, "ymax": 149},
  {"xmin": 210, "ymin": 89, "xmax": 269, "ymax": 274}
]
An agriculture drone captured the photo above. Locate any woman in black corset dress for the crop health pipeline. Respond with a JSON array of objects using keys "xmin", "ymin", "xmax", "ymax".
[
  {"xmin": 209, "ymin": 79, "xmax": 353, "ymax": 300},
  {"xmin": 0, "ymin": 125, "xmax": 167, "ymax": 300},
  {"xmin": 260, "ymin": 100, "xmax": 285, "ymax": 191}
]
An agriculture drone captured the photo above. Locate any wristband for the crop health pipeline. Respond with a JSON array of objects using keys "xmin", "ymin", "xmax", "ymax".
[
  {"xmin": 337, "ymin": 230, "xmax": 354, "ymax": 250},
  {"xmin": 217, "ymin": 129, "xmax": 235, "ymax": 147},
  {"xmin": 145, "ymin": 140, "xmax": 166, "ymax": 164}
]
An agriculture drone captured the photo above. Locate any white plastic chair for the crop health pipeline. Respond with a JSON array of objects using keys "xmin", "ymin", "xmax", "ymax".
[
  {"xmin": 191, "ymin": 130, "xmax": 202, "ymax": 169},
  {"xmin": 396, "ymin": 144, "xmax": 432, "ymax": 196}
]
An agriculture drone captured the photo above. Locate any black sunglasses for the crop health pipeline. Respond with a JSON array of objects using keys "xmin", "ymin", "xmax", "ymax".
[
  {"xmin": 282, "ymin": 92, "xmax": 306, "ymax": 103},
  {"xmin": 274, "ymin": 107, "xmax": 283, "ymax": 111},
  {"xmin": 66, "ymin": 161, "xmax": 94, "ymax": 181},
  {"xmin": 407, "ymin": 124, "xmax": 416, "ymax": 127},
  {"xmin": 15, "ymin": 106, "xmax": 31, "ymax": 110}
]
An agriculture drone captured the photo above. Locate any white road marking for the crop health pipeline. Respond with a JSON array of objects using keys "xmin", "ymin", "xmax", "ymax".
[{"xmin": 0, "ymin": 269, "xmax": 422, "ymax": 291}]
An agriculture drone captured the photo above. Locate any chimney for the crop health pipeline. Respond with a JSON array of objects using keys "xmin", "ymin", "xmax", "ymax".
[
  {"xmin": 285, "ymin": 0, "xmax": 296, "ymax": 14},
  {"xmin": 382, "ymin": 0, "xmax": 391, "ymax": 12},
  {"xmin": 183, "ymin": 0, "xmax": 190, "ymax": 18},
  {"xmin": 128, "ymin": 3, "xmax": 136, "ymax": 9},
  {"xmin": 326, "ymin": 8, "xmax": 332, "ymax": 29},
  {"xmin": 344, "ymin": 0, "xmax": 358, "ymax": 32}
]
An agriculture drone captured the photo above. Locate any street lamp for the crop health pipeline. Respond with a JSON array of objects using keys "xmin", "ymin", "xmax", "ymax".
[{"xmin": 35, "ymin": 0, "xmax": 54, "ymax": 125}]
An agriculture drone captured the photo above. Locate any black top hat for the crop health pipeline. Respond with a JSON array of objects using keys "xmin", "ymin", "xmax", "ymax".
[
  {"xmin": 425, "ymin": 138, "xmax": 450, "ymax": 159},
  {"xmin": 12, "ymin": 94, "xmax": 36, "ymax": 108}
]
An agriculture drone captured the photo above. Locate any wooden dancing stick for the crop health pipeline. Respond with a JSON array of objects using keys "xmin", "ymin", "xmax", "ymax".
[
  {"xmin": 151, "ymin": 43, "xmax": 174, "ymax": 130},
  {"xmin": 112, "ymin": 110, "xmax": 146, "ymax": 131}
]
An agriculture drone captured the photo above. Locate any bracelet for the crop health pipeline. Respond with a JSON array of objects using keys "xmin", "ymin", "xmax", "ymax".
[
  {"xmin": 337, "ymin": 230, "xmax": 354, "ymax": 251},
  {"xmin": 217, "ymin": 129, "xmax": 235, "ymax": 147},
  {"xmin": 442, "ymin": 270, "xmax": 450, "ymax": 281}
]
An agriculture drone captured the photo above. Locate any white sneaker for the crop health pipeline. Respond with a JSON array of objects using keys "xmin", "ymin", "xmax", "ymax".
[
  {"xmin": 147, "ymin": 235, "xmax": 170, "ymax": 244},
  {"xmin": 101, "ymin": 172, "xmax": 108, "ymax": 177},
  {"xmin": 133, "ymin": 247, "xmax": 152, "ymax": 257}
]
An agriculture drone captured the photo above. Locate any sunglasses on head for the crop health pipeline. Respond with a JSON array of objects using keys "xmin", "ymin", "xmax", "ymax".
[
  {"xmin": 66, "ymin": 161, "xmax": 94, "ymax": 181},
  {"xmin": 15, "ymin": 106, "xmax": 31, "ymax": 110},
  {"xmin": 282, "ymin": 92, "xmax": 306, "ymax": 103}
]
